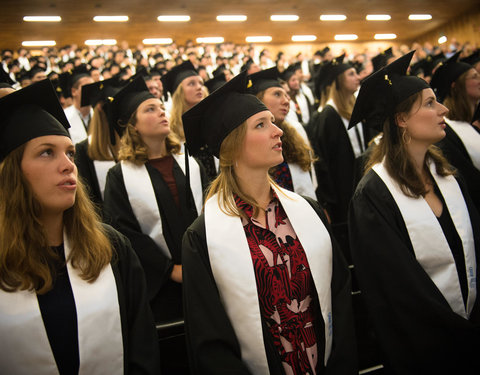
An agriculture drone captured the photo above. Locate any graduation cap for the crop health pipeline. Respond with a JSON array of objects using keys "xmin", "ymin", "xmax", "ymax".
[
  {"xmin": 460, "ymin": 50, "xmax": 480, "ymax": 67},
  {"xmin": 0, "ymin": 79, "xmax": 70, "ymax": 161},
  {"xmin": 240, "ymin": 57, "xmax": 256, "ymax": 72},
  {"xmin": 0, "ymin": 67, "xmax": 15, "ymax": 85},
  {"xmin": 204, "ymin": 73, "xmax": 226, "ymax": 93},
  {"xmin": 316, "ymin": 46, "xmax": 330, "ymax": 58},
  {"xmin": 371, "ymin": 47, "xmax": 394, "ymax": 72},
  {"xmin": 182, "ymin": 70, "xmax": 268, "ymax": 158},
  {"xmin": 212, "ymin": 64, "xmax": 227, "ymax": 78},
  {"xmin": 80, "ymin": 77, "xmax": 124, "ymax": 107},
  {"xmin": 314, "ymin": 54, "xmax": 352, "ymax": 96},
  {"xmin": 247, "ymin": 66, "xmax": 282, "ymax": 95},
  {"xmin": 57, "ymin": 65, "xmax": 90, "ymax": 98},
  {"xmin": 160, "ymin": 61, "xmax": 198, "ymax": 99},
  {"xmin": 349, "ymin": 51, "xmax": 430, "ymax": 134},
  {"xmin": 28, "ymin": 66, "xmax": 46, "ymax": 79},
  {"xmin": 280, "ymin": 62, "xmax": 301, "ymax": 82},
  {"xmin": 430, "ymin": 51, "xmax": 472, "ymax": 103},
  {"xmin": 105, "ymin": 76, "xmax": 155, "ymax": 143}
]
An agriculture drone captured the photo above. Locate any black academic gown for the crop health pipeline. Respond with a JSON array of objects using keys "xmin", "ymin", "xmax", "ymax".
[
  {"xmin": 348, "ymin": 170, "xmax": 480, "ymax": 375},
  {"xmin": 74, "ymin": 139, "xmax": 106, "ymax": 213},
  {"xmin": 103, "ymin": 160, "xmax": 206, "ymax": 323},
  {"xmin": 307, "ymin": 105, "xmax": 372, "ymax": 261},
  {"xmin": 182, "ymin": 196, "xmax": 357, "ymax": 375},
  {"xmin": 437, "ymin": 123, "xmax": 480, "ymax": 212}
]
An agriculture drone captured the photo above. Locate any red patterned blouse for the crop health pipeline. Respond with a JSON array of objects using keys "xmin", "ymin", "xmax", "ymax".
[{"xmin": 235, "ymin": 191, "xmax": 319, "ymax": 375}]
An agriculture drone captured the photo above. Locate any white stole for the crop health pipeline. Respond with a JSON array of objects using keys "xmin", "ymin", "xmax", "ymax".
[
  {"xmin": 121, "ymin": 154, "xmax": 202, "ymax": 259},
  {"xmin": 0, "ymin": 233, "xmax": 123, "ymax": 375},
  {"xmin": 205, "ymin": 185, "xmax": 333, "ymax": 374},
  {"xmin": 372, "ymin": 161, "xmax": 477, "ymax": 318},
  {"xmin": 447, "ymin": 119, "xmax": 480, "ymax": 171},
  {"xmin": 65, "ymin": 105, "xmax": 92, "ymax": 145},
  {"xmin": 289, "ymin": 163, "xmax": 316, "ymax": 199}
]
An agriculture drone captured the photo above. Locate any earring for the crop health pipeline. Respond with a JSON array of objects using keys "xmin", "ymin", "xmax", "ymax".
[{"xmin": 402, "ymin": 128, "xmax": 411, "ymax": 144}]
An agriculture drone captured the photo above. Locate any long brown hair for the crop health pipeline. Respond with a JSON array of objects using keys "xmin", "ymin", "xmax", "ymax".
[
  {"xmin": 256, "ymin": 91, "xmax": 315, "ymax": 172},
  {"xmin": 117, "ymin": 109, "xmax": 181, "ymax": 165},
  {"xmin": 323, "ymin": 71, "xmax": 356, "ymax": 120},
  {"xmin": 87, "ymin": 103, "xmax": 120, "ymax": 161},
  {"xmin": 0, "ymin": 145, "xmax": 113, "ymax": 294},
  {"xmin": 366, "ymin": 91, "xmax": 455, "ymax": 197},
  {"xmin": 443, "ymin": 70, "xmax": 474, "ymax": 122},
  {"xmin": 205, "ymin": 122, "xmax": 280, "ymax": 218}
]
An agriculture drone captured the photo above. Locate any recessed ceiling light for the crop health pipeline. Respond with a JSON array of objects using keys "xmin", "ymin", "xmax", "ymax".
[
  {"xmin": 23, "ymin": 16, "xmax": 61, "ymax": 22},
  {"xmin": 143, "ymin": 38, "xmax": 173, "ymax": 45},
  {"xmin": 270, "ymin": 15, "xmax": 299, "ymax": 21},
  {"xmin": 216, "ymin": 15, "xmax": 247, "ymax": 22},
  {"xmin": 245, "ymin": 36, "xmax": 272, "ymax": 43},
  {"xmin": 22, "ymin": 40, "xmax": 56, "ymax": 47},
  {"xmin": 93, "ymin": 16, "xmax": 128, "ymax": 22},
  {"xmin": 85, "ymin": 39, "xmax": 117, "ymax": 46},
  {"xmin": 438, "ymin": 36, "xmax": 447, "ymax": 44},
  {"xmin": 366, "ymin": 14, "xmax": 391, "ymax": 21},
  {"xmin": 334, "ymin": 34, "xmax": 358, "ymax": 41},
  {"xmin": 320, "ymin": 15, "xmax": 347, "ymax": 21},
  {"xmin": 409, "ymin": 14, "xmax": 432, "ymax": 20},
  {"xmin": 292, "ymin": 35, "xmax": 317, "ymax": 42},
  {"xmin": 374, "ymin": 34, "xmax": 397, "ymax": 40},
  {"xmin": 196, "ymin": 37, "xmax": 225, "ymax": 44},
  {"xmin": 157, "ymin": 15, "xmax": 190, "ymax": 22}
]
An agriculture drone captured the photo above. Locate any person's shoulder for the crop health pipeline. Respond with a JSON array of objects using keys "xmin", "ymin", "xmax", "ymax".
[
  {"xmin": 353, "ymin": 168, "xmax": 384, "ymax": 198},
  {"xmin": 185, "ymin": 212, "xmax": 206, "ymax": 237}
]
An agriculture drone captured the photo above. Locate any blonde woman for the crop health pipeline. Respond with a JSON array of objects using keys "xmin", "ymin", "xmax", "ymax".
[
  {"xmin": 103, "ymin": 76, "xmax": 206, "ymax": 374},
  {"xmin": 182, "ymin": 70, "xmax": 356, "ymax": 375},
  {"xmin": 0, "ymin": 80, "xmax": 160, "ymax": 374}
]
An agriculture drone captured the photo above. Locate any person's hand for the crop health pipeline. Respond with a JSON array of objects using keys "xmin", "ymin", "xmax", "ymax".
[{"xmin": 170, "ymin": 264, "xmax": 182, "ymax": 283}]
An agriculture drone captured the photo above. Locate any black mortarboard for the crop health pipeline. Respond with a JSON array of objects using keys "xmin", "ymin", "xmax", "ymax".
[
  {"xmin": 161, "ymin": 61, "xmax": 198, "ymax": 99},
  {"xmin": 319, "ymin": 46, "xmax": 330, "ymax": 58},
  {"xmin": 371, "ymin": 47, "xmax": 394, "ymax": 72},
  {"xmin": 212, "ymin": 64, "xmax": 227, "ymax": 78},
  {"xmin": 80, "ymin": 78, "xmax": 124, "ymax": 107},
  {"xmin": 205, "ymin": 74, "xmax": 226, "ymax": 93},
  {"xmin": 57, "ymin": 65, "xmax": 90, "ymax": 98},
  {"xmin": 0, "ymin": 79, "xmax": 70, "ymax": 161},
  {"xmin": 280, "ymin": 62, "xmax": 301, "ymax": 82},
  {"xmin": 28, "ymin": 66, "xmax": 46, "ymax": 79},
  {"xmin": 0, "ymin": 67, "xmax": 15, "ymax": 85},
  {"xmin": 241, "ymin": 57, "xmax": 255, "ymax": 72},
  {"xmin": 349, "ymin": 51, "xmax": 430, "ymax": 133},
  {"xmin": 430, "ymin": 51, "xmax": 472, "ymax": 103},
  {"xmin": 247, "ymin": 67, "xmax": 282, "ymax": 95},
  {"xmin": 182, "ymin": 70, "xmax": 268, "ymax": 158},
  {"xmin": 314, "ymin": 54, "xmax": 352, "ymax": 95},
  {"xmin": 105, "ymin": 76, "xmax": 154, "ymax": 142},
  {"xmin": 460, "ymin": 50, "xmax": 480, "ymax": 67}
]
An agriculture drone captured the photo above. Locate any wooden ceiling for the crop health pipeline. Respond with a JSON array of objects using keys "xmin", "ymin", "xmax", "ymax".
[{"xmin": 0, "ymin": 0, "xmax": 477, "ymax": 49}]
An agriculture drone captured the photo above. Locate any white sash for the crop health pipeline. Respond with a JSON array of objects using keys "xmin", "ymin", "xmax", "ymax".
[
  {"xmin": 205, "ymin": 185, "xmax": 333, "ymax": 374},
  {"xmin": 289, "ymin": 163, "xmax": 316, "ymax": 199},
  {"xmin": 65, "ymin": 105, "xmax": 91, "ymax": 145},
  {"xmin": 121, "ymin": 155, "xmax": 202, "ymax": 259},
  {"xmin": 447, "ymin": 119, "xmax": 480, "ymax": 171},
  {"xmin": 372, "ymin": 161, "xmax": 477, "ymax": 318},
  {"xmin": 0, "ymin": 233, "xmax": 123, "ymax": 375}
]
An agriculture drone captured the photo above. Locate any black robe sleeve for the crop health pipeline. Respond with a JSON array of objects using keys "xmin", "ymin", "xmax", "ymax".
[
  {"xmin": 104, "ymin": 224, "xmax": 161, "ymax": 375},
  {"xmin": 103, "ymin": 164, "xmax": 174, "ymax": 301},
  {"xmin": 348, "ymin": 171, "xmax": 480, "ymax": 375},
  {"xmin": 182, "ymin": 215, "xmax": 253, "ymax": 375},
  {"xmin": 74, "ymin": 139, "xmax": 104, "ymax": 211}
]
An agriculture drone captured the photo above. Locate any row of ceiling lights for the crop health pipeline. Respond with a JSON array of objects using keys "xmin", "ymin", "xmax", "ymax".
[{"xmin": 23, "ymin": 14, "xmax": 433, "ymax": 22}]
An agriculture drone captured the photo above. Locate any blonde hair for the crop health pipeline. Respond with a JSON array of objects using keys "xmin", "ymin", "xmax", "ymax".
[
  {"xmin": 117, "ymin": 109, "xmax": 181, "ymax": 165},
  {"xmin": 205, "ymin": 122, "xmax": 279, "ymax": 218},
  {"xmin": 169, "ymin": 85, "xmax": 189, "ymax": 142},
  {"xmin": 323, "ymin": 71, "xmax": 356, "ymax": 120},
  {"xmin": 87, "ymin": 103, "xmax": 119, "ymax": 161},
  {"xmin": 0, "ymin": 145, "xmax": 113, "ymax": 294},
  {"xmin": 443, "ymin": 70, "xmax": 474, "ymax": 122}
]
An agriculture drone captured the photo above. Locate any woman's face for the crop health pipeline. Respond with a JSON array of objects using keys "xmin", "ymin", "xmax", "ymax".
[
  {"xmin": 261, "ymin": 86, "xmax": 290, "ymax": 124},
  {"xmin": 181, "ymin": 75, "xmax": 205, "ymax": 108},
  {"xmin": 21, "ymin": 135, "xmax": 77, "ymax": 216},
  {"xmin": 135, "ymin": 98, "xmax": 170, "ymax": 140},
  {"xmin": 237, "ymin": 110, "xmax": 284, "ymax": 171},
  {"xmin": 398, "ymin": 88, "xmax": 449, "ymax": 146},
  {"xmin": 341, "ymin": 67, "xmax": 360, "ymax": 95},
  {"xmin": 464, "ymin": 68, "xmax": 480, "ymax": 102}
]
